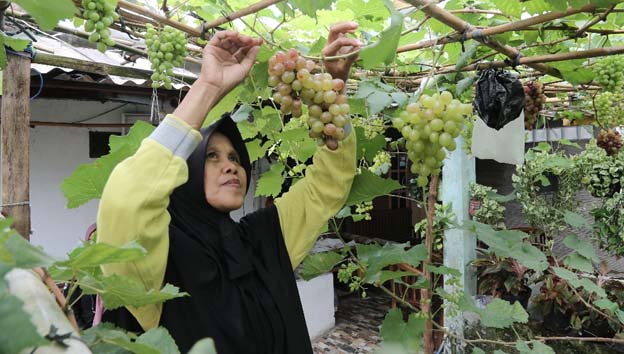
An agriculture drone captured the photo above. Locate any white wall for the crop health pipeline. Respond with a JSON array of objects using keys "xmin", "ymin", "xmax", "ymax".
[{"xmin": 0, "ymin": 98, "xmax": 265, "ymax": 258}]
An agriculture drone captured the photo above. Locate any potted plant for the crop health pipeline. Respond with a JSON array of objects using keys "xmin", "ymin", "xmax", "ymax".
[{"xmin": 469, "ymin": 183, "xmax": 507, "ymax": 229}]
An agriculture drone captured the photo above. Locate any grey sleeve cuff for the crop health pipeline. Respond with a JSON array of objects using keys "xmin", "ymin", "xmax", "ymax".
[{"xmin": 149, "ymin": 115, "xmax": 202, "ymax": 159}]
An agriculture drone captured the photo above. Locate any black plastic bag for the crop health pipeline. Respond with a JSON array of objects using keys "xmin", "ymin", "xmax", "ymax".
[{"xmin": 473, "ymin": 69, "xmax": 525, "ymax": 130}]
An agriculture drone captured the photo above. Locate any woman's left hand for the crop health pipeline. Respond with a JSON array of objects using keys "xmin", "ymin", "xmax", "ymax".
[{"xmin": 322, "ymin": 22, "xmax": 361, "ymax": 84}]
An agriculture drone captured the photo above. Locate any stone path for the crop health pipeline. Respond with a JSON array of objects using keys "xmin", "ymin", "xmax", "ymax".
[{"xmin": 312, "ymin": 290, "xmax": 391, "ymax": 354}]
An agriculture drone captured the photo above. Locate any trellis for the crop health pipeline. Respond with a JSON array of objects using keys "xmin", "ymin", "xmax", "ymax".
[{"xmin": 2, "ymin": 0, "xmax": 624, "ymax": 352}]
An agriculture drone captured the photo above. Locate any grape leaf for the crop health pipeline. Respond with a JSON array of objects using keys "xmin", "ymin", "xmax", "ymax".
[
  {"xmin": 367, "ymin": 91, "xmax": 394, "ymax": 115},
  {"xmin": 231, "ymin": 104, "xmax": 254, "ymax": 123},
  {"xmin": 0, "ymin": 294, "xmax": 48, "ymax": 354},
  {"xmin": 3, "ymin": 35, "xmax": 30, "ymax": 52},
  {"xmin": 563, "ymin": 211, "xmax": 591, "ymax": 231},
  {"xmin": 83, "ymin": 323, "xmax": 161, "ymax": 354},
  {"xmin": 205, "ymin": 86, "xmax": 242, "ymax": 125},
  {"xmin": 553, "ymin": 267, "xmax": 607, "ymax": 297},
  {"xmin": 345, "ymin": 169, "xmax": 402, "ymax": 206},
  {"xmin": 355, "ymin": 127, "xmax": 387, "ymax": 161},
  {"xmin": 472, "ymin": 349, "xmax": 486, "ymax": 354},
  {"xmin": 480, "ymin": 299, "xmax": 529, "ymax": 328},
  {"xmin": 357, "ymin": 243, "xmax": 427, "ymax": 282},
  {"xmin": 60, "ymin": 241, "xmax": 146, "ymax": 269},
  {"xmin": 246, "ymin": 139, "xmax": 268, "ymax": 163},
  {"xmin": 13, "ymin": 0, "xmax": 77, "ymax": 30},
  {"xmin": 2, "ymin": 233, "xmax": 56, "ymax": 268},
  {"xmin": 300, "ymin": 251, "xmax": 344, "ymax": 280},
  {"xmin": 136, "ymin": 327, "xmax": 180, "ymax": 354},
  {"xmin": 61, "ymin": 143, "xmax": 134, "ymax": 208},
  {"xmin": 549, "ymin": 61, "xmax": 594, "ymax": 85},
  {"xmin": 255, "ymin": 164, "xmax": 285, "ymax": 197},
  {"xmin": 455, "ymin": 42, "xmax": 480, "ymax": 71},
  {"xmin": 426, "ymin": 264, "xmax": 462, "ymax": 277},
  {"xmin": 108, "ymin": 121, "xmax": 154, "ymax": 154},
  {"xmin": 563, "ymin": 234, "xmax": 598, "ymax": 262},
  {"xmin": 564, "ymin": 252, "xmax": 594, "ymax": 273},
  {"xmin": 188, "ymin": 338, "xmax": 218, "ymax": 354},
  {"xmin": 456, "ymin": 75, "xmax": 477, "ymax": 96},
  {"xmin": 287, "ymin": 0, "xmax": 334, "ymax": 18},
  {"xmin": 516, "ymin": 341, "xmax": 555, "ymax": 354},
  {"xmin": 594, "ymin": 298, "xmax": 619, "ymax": 313},
  {"xmin": 359, "ymin": 0, "xmax": 403, "ymax": 69},
  {"xmin": 81, "ymin": 275, "xmax": 187, "ymax": 310},
  {"xmin": 379, "ymin": 308, "xmax": 425, "ymax": 352}
]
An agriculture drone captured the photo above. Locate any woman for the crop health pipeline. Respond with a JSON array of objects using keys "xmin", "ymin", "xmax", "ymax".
[{"xmin": 97, "ymin": 23, "xmax": 361, "ymax": 353}]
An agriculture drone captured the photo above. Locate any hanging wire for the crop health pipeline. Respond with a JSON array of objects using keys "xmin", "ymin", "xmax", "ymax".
[
  {"xmin": 150, "ymin": 87, "xmax": 160, "ymax": 125},
  {"xmin": 30, "ymin": 68, "xmax": 43, "ymax": 101}
]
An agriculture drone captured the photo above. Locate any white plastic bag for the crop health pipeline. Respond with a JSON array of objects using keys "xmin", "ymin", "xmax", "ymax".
[{"xmin": 471, "ymin": 110, "xmax": 525, "ymax": 165}]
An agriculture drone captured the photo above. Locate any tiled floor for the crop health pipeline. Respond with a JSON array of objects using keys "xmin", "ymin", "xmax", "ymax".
[{"xmin": 312, "ymin": 290, "xmax": 392, "ymax": 354}]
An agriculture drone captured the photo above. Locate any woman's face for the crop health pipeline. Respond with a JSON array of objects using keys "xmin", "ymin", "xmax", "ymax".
[{"xmin": 204, "ymin": 132, "xmax": 247, "ymax": 212}]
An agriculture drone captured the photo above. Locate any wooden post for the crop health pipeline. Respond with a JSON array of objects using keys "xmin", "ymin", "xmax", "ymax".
[
  {"xmin": 2, "ymin": 52, "xmax": 31, "ymax": 239},
  {"xmin": 441, "ymin": 136, "xmax": 476, "ymax": 353}
]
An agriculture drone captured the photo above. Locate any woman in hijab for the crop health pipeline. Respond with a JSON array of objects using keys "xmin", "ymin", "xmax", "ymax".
[{"xmin": 96, "ymin": 22, "xmax": 361, "ymax": 353}]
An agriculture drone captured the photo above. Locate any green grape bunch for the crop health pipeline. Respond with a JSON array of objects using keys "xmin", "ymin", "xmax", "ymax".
[
  {"xmin": 523, "ymin": 81, "xmax": 544, "ymax": 130},
  {"xmin": 145, "ymin": 24, "xmax": 188, "ymax": 90},
  {"xmin": 268, "ymin": 49, "xmax": 351, "ymax": 151},
  {"xmin": 593, "ymin": 56, "xmax": 624, "ymax": 92},
  {"xmin": 392, "ymin": 91, "xmax": 472, "ymax": 187},
  {"xmin": 594, "ymin": 91, "xmax": 624, "ymax": 127},
  {"xmin": 81, "ymin": 0, "xmax": 119, "ymax": 53}
]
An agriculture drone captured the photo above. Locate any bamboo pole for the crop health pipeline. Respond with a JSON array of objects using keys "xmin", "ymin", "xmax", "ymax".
[
  {"xmin": 1, "ymin": 53, "xmax": 31, "ymax": 239},
  {"xmin": 26, "ymin": 121, "xmax": 136, "ymax": 128},
  {"xmin": 202, "ymin": 0, "xmax": 283, "ymax": 31},
  {"xmin": 117, "ymin": 0, "xmax": 201, "ymax": 37}
]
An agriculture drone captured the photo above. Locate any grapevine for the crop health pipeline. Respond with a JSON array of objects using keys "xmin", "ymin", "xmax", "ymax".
[
  {"xmin": 523, "ymin": 81, "xmax": 544, "ymax": 130},
  {"xmin": 597, "ymin": 128, "xmax": 623, "ymax": 156},
  {"xmin": 268, "ymin": 49, "xmax": 350, "ymax": 150},
  {"xmin": 80, "ymin": 0, "xmax": 119, "ymax": 53},
  {"xmin": 392, "ymin": 91, "xmax": 472, "ymax": 187},
  {"xmin": 593, "ymin": 56, "xmax": 624, "ymax": 92},
  {"xmin": 145, "ymin": 24, "xmax": 188, "ymax": 90}
]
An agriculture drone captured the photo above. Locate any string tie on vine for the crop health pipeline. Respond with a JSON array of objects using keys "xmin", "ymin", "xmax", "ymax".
[
  {"xmin": 459, "ymin": 25, "xmax": 472, "ymax": 52},
  {"xmin": 504, "ymin": 52, "xmax": 523, "ymax": 72},
  {"xmin": 471, "ymin": 29, "xmax": 486, "ymax": 42},
  {"xmin": 117, "ymin": 8, "xmax": 136, "ymax": 40},
  {"xmin": 200, "ymin": 22, "xmax": 209, "ymax": 41}
]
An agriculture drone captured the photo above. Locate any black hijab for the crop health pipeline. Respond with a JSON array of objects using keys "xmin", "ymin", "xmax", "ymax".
[{"xmin": 103, "ymin": 115, "xmax": 314, "ymax": 354}]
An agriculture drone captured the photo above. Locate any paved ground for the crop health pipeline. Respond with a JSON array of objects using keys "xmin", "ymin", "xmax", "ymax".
[{"xmin": 312, "ymin": 290, "xmax": 391, "ymax": 354}]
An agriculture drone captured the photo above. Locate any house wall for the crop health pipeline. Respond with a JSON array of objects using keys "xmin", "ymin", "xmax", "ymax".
[{"xmin": 1, "ymin": 98, "xmax": 263, "ymax": 258}]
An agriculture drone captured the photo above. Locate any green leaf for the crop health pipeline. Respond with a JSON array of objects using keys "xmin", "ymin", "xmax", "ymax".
[
  {"xmin": 486, "ymin": 191, "xmax": 516, "ymax": 203},
  {"xmin": 456, "ymin": 42, "xmax": 480, "ymax": 71},
  {"xmin": 564, "ymin": 252, "xmax": 594, "ymax": 273},
  {"xmin": 13, "ymin": 0, "xmax": 77, "ymax": 30},
  {"xmin": 255, "ymin": 164, "xmax": 285, "ymax": 197},
  {"xmin": 357, "ymin": 243, "xmax": 427, "ymax": 283},
  {"xmin": 594, "ymin": 298, "xmax": 619, "ymax": 313},
  {"xmin": 136, "ymin": 327, "xmax": 180, "ymax": 354},
  {"xmin": 84, "ymin": 323, "xmax": 160, "ymax": 354},
  {"xmin": 89, "ymin": 275, "xmax": 187, "ymax": 310},
  {"xmin": 188, "ymin": 338, "xmax": 218, "ymax": 354},
  {"xmin": 456, "ymin": 75, "xmax": 477, "ymax": 96},
  {"xmin": 480, "ymin": 299, "xmax": 529, "ymax": 329},
  {"xmin": 391, "ymin": 92, "xmax": 408, "ymax": 106},
  {"xmin": 301, "ymin": 251, "xmax": 344, "ymax": 280},
  {"xmin": 563, "ymin": 234, "xmax": 598, "ymax": 262},
  {"xmin": 205, "ymin": 86, "xmax": 242, "ymax": 125},
  {"xmin": 472, "ymin": 349, "xmax": 486, "ymax": 354},
  {"xmin": 516, "ymin": 341, "xmax": 555, "ymax": 354},
  {"xmin": 426, "ymin": 264, "xmax": 462, "ymax": 277},
  {"xmin": 3, "ymin": 35, "xmax": 30, "ymax": 52},
  {"xmin": 563, "ymin": 211, "xmax": 591, "ymax": 230},
  {"xmin": 288, "ymin": 0, "xmax": 334, "ymax": 18},
  {"xmin": 60, "ymin": 241, "xmax": 146, "ymax": 269},
  {"xmin": 2, "ymin": 233, "xmax": 55, "ymax": 268},
  {"xmin": 553, "ymin": 267, "xmax": 607, "ymax": 298},
  {"xmin": 355, "ymin": 127, "xmax": 386, "ymax": 161},
  {"xmin": 369, "ymin": 270, "xmax": 418, "ymax": 284},
  {"xmin": 379, "ymin": 308, "xmax": 425, "ymax": 352},
  {"xmin": 231, "ymin": 104, "xmax": 254, "ymax": 123},
  {"xmin": 367, "ymin": 91, "xmax": 393, "ymax": 115},
  {"xmin": 0, "ymin": 294, "xmax": 48, "ymax": 354},
  {"xmin": 617, "ymin": 310, "xmax": 624, "ymax": 325},
  {"xmin": 510, "ymin": 242, "xmax": 549, "ymax": 272},
  {"xmin": 359, "ymin": 0, "xmax": 403, "ymax": 69},
  {"xmin": 346, "ymin": 169, "xmax": 402, "ymax": 206},
  {"xmin": 549, "ymin": 61, "xmax": 594, "ymax": 85},
  {"xmin": 108, "ymin": 121, "xmax": 154, "ymax": 154},
  {"xmin": 61, "ymin": 144, "xmax": 134, "ymax": 208},
  {"xmin": 246, "ymin": 139, "xmax": 268, "ymax": 163}
]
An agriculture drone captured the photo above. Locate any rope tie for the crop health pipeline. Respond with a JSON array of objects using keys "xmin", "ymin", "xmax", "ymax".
[{"xmin": 459, "ymin": 25, "xmax": 472, "ymax": 52}]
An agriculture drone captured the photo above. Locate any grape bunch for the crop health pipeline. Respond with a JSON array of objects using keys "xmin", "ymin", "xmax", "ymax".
[
  {"xmin": 597, "ymin": 128, "xmax": 623, "ymax": 156},
  {"xmin": 392, "ymin": 91, "xmax": 472, "ymax": 187},
  {"xmin": 81, "ymin": 0, "xmax": 119, "ymax": 52},
  {"xmin": 268, "ymin": 49, "xmax": 350, "ymax": 150},
  {"xmin": 593, "ymin": 56, "xmax": 624, "ymax": 92},
  {"xmin": 145, "ymin": 24, "xmax": 188, "ymax": 90},
  {"xmin": 595, "ymin": 91, "xmax": 624, "ymax": 127},
  {"xmin": 523, "ymin": 81, "xmax": 544, "ymax": 130}
]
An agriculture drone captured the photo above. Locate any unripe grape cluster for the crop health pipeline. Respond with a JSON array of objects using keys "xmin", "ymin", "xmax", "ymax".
[
  {"xmin": 597, "ymin": 128, "xmax": 623, "ymax": 156},
  {"xmin": 392, "ymin": 92, "xmax": 471, "ymax": 187},
  {"xmin": 593, "ymin": 56, "xmax": 624, "ymax": 92},
  {"xmin": 268, "ymin": 49, "xmax": 350, "ymax": 150},
  {"xmin": 595, "ymin": 91, "xmax": 624, "ymax": 127},
  {"xmin": 145, "ymin": 24, "xmax": 188, "ymax": 89},
  {"xmin": 368, "ymin": 151, "xmax": 392, "ymax": 176},
  {"xmin": 523, "ymin": 81, "xmax": 544, "ymax": 130},
  {"xmin": 81, "ymin": 0, "xmax": 119, "ymax": 52}
]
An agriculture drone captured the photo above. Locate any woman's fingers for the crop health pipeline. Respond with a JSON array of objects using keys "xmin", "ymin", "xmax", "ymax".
[
  {"xmin": 327, "ymin": 21, "xmax": 358, "ymax": 44},
  {"xmin": 322, "ymin": 37, "xmax": 361, "ymax": 57},
  {"xmin": 206, "ymin": 31, "xmax": 263, "ymax": 61}
]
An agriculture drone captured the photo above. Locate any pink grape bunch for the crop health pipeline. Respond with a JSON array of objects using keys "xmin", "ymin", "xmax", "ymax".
[
  {"xmin": 392, "ymin": 91, "xmax": 472, "ymax": 187},
  {"xmin": 523, "ymin": 81, "xmax": 544, "ymax": 130},
  {"xmin": 268, "ymin": 49, "xmax": 350, "ymax": 150}
]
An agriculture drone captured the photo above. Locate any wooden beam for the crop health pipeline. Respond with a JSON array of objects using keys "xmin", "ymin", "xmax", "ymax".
[{"xmin": 1, "ymin": 53, "xmax": 31, "ymax": 239}]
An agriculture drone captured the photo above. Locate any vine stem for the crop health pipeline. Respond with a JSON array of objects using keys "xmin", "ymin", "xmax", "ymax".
[
  {"xmin": 421, "ymin": 174, "xmax": 439, "ymax": 354},
  {"xmin": 32, "ymin": 268, "xmax": 80, "ymax": 332}
]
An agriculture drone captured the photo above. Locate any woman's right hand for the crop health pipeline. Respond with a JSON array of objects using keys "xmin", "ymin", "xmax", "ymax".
[{"xmin": 198, "ymin": 31, "xmax": 263, "ymax": 99}]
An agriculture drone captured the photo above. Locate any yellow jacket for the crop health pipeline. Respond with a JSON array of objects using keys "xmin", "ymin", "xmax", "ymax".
[{"xmin": 97, "ymin": 114, "xmax": 356, "ymax": 330}]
